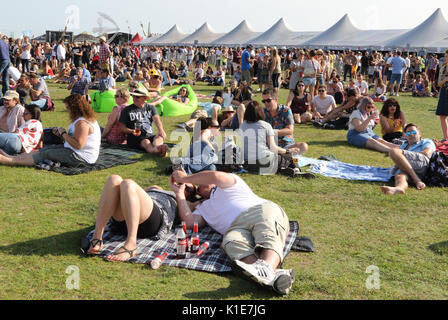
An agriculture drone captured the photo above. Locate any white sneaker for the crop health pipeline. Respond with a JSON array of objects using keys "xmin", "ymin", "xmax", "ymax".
[
  {"xmin": 273, "ymin": 269, "xmax": 295, "ymax": 295},
  {"xmin": 234, "ymin": 259, "xmax": 275, "ymax": 286}
]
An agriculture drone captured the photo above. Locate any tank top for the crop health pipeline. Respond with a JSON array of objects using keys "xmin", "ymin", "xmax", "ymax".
[
  {"xmin": 64, "ymin": 117, "xmax": 101, "ymax": 164},
  {"xmin": 290, "ymin": 93, "xmax": 310, "ymax": 115},
  {"xmin": 272, "ymin": 56, "xmax": 281, "ymax": 74},
  {"xmin": 21, "ymin": 44, "xmax": 31, "ymax": 60},
  {"xmin": 381, "ymin": 117, "xmax": 403, "ymax": 135}
]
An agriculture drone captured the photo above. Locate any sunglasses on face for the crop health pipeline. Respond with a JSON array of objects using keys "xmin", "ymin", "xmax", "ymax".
[
  {"xmin": 262, "ymin": 98, "xmax": 273, "ymax": 104},
  {"xmin": 318, "ymin": 90, "xmax": 325, "ymax": 93},
  {"xmin": 406, "ymin": 130, "xmax": 418, "ymax": 136},
  {"xmin": 297, "ymin": 84, "xmax": 305, "ymax": 87}
]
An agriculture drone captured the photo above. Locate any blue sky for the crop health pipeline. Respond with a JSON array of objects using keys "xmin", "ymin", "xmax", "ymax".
[{"xmin": 1, "ymin": 0, "xmax": 448, "ymax": 38}]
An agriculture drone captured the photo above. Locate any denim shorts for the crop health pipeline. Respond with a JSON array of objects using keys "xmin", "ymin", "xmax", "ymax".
[
  {"xmin": 390, "ymin": 73, "xmax": 403, "ymax": 85},
  {"xmin": 302, "ymin": 77, "xmax": 316, "ymax": 87},
  {"xmin": 0, "ymin": 133, "xmax": 22, "ymax": 155},
  {"xmin": 347, "ymin": 129, "xmax": 379, "ymax": 147}
]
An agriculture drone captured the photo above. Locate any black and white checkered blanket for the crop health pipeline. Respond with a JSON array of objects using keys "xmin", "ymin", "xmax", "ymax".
[
  {"xmin": 83, "ymin": 221, "xmax": 299, "ymax": 273},
  {"xmin": 39, "ymin": 146, "xmax": 142, "ymax": 175}
]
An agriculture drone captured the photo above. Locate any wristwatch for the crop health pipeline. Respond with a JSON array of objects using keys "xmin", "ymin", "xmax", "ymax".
[{"xmin": 285, "ymin": 149, "xmax": 291, "ymax": 155}]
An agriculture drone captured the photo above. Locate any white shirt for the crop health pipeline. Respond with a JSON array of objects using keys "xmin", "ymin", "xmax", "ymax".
[
  {"xmin": 193, "ymin": 175, "xmax": 267, "ymax": 235},
  {"xmin": 312, "ymin": 95, "xmax": 336, "ymax": 115},
  {"xmin": 64, "ymin": 117, "xmax": 101, "ymax": 164},
  {"xmin": 354, "ymin": 80, "xmax": 369, "ymax": 95},
  {"xmin": 57, "ymin": 45, "xmax": 66, "ymax": 60},
  {"xmin": 8, "ymin": 66, "xmax": 21, "ymax": 81}
]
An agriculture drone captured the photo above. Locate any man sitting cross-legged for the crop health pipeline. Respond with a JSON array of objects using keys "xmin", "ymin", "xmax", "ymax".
[
  {"xmin": 170, "ymin": 169, "xmax": 295, "ymax": 295},
  {"xmin": 381, "ymin": 123, "xmax": 436, "ymax": 195}
]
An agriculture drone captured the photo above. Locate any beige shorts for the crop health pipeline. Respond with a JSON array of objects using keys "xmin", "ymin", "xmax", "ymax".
[
  {"xmin": 190, "ymin": 110, "xmax": 208, "ymax": 119},
  {"xmin": 222, "ymin": 201, "xmax": 289, "ymax": 263}
]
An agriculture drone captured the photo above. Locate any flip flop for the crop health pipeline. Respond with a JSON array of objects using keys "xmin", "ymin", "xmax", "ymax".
[
  {"xmin": 105, "ymin": 246, "xmax": 138, "ymax": 262},
  {"xmin": 81, "ymin": 238, "xmax": 103, "ymax": 256}
]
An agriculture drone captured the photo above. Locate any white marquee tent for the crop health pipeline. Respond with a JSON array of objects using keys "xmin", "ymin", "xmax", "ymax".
[
  {"xmin": 248, "ymin": 18, "xmax": 317, "ymax": 46},
  {"xmin": 143, "ymin": 24, "xmax": 188, "ymax": 45},
  {"xmin": 211, "ymin": 20, "xmax": 261, "ymax": 46},
  {"xmin": 136, "ymin": 9, "xmax": 448, "ymax": 51},
  {"xmin": 178, "ymin": 22, "xmax": 223, "ymax": 45},
  {"xmin": 385, "ymin": 8, "xmax": 448, "ymax": 51}
]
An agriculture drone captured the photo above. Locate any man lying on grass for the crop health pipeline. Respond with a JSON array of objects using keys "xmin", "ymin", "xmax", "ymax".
[
  {"xmin": 170, "ymin": 169, "xmax": 295, "ymax": 295},
  {"xmin": 381, "ymin": 123, "xmax": 436, "ymax": 195}
]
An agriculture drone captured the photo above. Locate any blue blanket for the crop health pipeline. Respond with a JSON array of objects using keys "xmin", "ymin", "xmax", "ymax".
[{"xmin": 308, "ymin": 159, "xmax": 393, "ymax": 182}]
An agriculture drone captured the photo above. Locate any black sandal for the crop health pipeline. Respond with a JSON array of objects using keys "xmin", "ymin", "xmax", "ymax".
[
  {"xmin": 86, "ymin": 239, "xmax": 103, "ymax": 256},
  {"xmin": 106, "ymin": 246, "xmax": 138, "ymax": 262}
]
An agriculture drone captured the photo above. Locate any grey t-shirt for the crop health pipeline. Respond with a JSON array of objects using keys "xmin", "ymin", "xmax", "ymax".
[
  {"xmin": 239, "ymin": 120, "xmax": 275, "ymax": 163},
  {"xmin": 33, "ymin": 79, "xmax": 50, "ymax": 99},
  {"xmin": 147, "ymin": 189, "xmax": 179, "ymax": 240}
]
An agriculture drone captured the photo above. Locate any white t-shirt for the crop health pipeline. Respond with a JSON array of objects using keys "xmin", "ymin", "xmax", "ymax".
[
  {"xmin": 8, "ymin": 66, "xmax": 21, "ymax": 81},
  {"xmin": 312, "ymin": 95, "xmax": 336, "ymax": 115},
  {"xmin": 354, "ymin": 81, "xmax": 369, "ymax": 95},
  {"xmin": 193, "ymin": 174, "xmax": 267, "ymax": 235},
  {"xmin": 240, "ymin": 120, "xmax": 275, "ymax": 162},
  {"xmin": 222, "ymin": 92, "xmax": 233, "ymax": 107},
  {"xmin": 348, "ymin": 109, "xmax": 375, "ymax": 131}
]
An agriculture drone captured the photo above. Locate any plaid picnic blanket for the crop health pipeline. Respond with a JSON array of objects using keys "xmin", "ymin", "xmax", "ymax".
[
  {"xmin": 39, "ymin": 146, "xmax": 143, "ymax": 175},
  {"xmin": 83, "ymin": 221, "xmax": 299, "ymax": 273}
]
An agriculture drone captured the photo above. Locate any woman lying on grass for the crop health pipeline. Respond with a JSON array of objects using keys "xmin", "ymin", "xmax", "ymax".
[
  {"xmin": 0, "ymin": 94, "xmax": 101, "ymax": 167},
  {"xmin": 86, "ymin": 174, "xmax": 198, "ymax": 262}
]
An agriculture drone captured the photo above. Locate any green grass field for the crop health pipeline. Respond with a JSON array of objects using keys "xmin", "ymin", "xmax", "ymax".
[{"xmin": 0, "ymin": 77, "xmax": 447, "ymax": 300}]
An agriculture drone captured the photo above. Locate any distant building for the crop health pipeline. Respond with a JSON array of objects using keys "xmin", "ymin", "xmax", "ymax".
[{"xmin": 45, "ymin": 30, "xmax": 73, "ymax": 43}]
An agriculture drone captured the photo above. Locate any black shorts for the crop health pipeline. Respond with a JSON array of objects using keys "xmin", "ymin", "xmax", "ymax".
[
  {"xmin": 127, "ymin": 135, "xmax": 155, "ymax": 150},
  {"xmin": 110, "ymin": 203, "xmax": 163, "ymax": 239}
]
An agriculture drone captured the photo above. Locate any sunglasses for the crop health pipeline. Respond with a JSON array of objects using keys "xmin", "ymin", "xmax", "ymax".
[
  {"xmin": 262, "ymin": 98, "xmax": 273, "ymax": 104},
  {"xmin": 318, "ymin": 90, "xmax": 325, "ymax": 93},
  {"xmin": 406, "ymin": 130, "xmax": 418, "ymax": 136},
  {"xmin": 297, "ymin": 84, "xmax": 305, "ymax": 87},
  {"xmin": 114, "ymin": 95, "xmax": 123, "ymax": 98}
]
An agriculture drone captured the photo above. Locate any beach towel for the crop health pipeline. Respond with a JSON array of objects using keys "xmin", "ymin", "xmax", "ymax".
[
  {"xmin": 82, "ymin": 221, "xmax": 299, "ymax": 273},
  {"xmin": 309, "ymin": 159, "xmax": 393, "ymax": 182}
]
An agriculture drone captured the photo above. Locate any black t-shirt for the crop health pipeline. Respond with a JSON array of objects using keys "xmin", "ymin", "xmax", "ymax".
[
  {"xmin": 119, "ymin": 103, "xmax": 159, "ymax": 146},
  {"xmin": 82, "ymin": 45, "xmax": 91, "ymax": 60},
  {"xmin": 72, "ymin": 46, "xmax": 82, "ymax": 65}
]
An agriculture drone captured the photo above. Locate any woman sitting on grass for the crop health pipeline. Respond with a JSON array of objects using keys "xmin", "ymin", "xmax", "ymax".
[
  {"xmin": 0, "ymin": 104, "xmax": 43, "ymax": 156},
  {"xmin": 346, "ymin": 97, "xmax": 394, "ymax": 153},
  {"xmin": 379, "ymin": 98, "xmax": 406, "ymax": 142},
  {"xmin": 287, "ymin": 80, "xmax": 312, "ymax": 124},
  {"xmin": 0, "ymin": 94, "xmax": 101, "ymax": 167},
  {"xmin": 101, "ymin": 88, "xmax": 130, "ymax": 145}
]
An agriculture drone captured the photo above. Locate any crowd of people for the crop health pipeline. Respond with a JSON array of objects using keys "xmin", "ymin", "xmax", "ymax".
[{"xmin": 1, "ymin": 33, "xmax": 448, "ymax": 296}]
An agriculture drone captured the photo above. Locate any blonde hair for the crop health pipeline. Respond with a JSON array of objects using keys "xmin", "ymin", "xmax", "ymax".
[{"xmin": 115, "ymin": 87, "xmax": 131, "ymax": 100}]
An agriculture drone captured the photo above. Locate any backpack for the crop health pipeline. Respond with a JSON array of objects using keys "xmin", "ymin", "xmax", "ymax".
[{"xmin": 423, "ymin": 151, "xmax": 448, "ymax": 187}]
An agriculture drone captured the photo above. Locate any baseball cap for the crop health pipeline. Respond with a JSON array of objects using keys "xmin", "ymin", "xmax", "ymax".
[{"xmin": 3, "ymin": 90, "xmax": 19, "ymax": 100}]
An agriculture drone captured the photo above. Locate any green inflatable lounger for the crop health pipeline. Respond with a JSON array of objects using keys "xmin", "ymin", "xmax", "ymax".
[
  {"xmin": 92, "ymin": 90, "xmax": 116, "ymax": 113},
  {"xmin": 92, "ymin": 90, "xmax": 133, "ymax": 113},
  {"xmin": 157, "ymin": 84, "xmax": 198, "ymax": 117}
]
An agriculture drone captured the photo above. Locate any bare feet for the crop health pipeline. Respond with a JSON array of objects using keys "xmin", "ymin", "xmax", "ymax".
[
  {"xmin": 380, "ymin": 186, "xmax": 405, "ymax": 195},
  {"xmin": 106, "ymin": 246, "xmax": 137, "ymax": 262},
  {"xmin": 415, "ymin": 181, "xmax": 426, "ymax": 190},
  {"xmin": 157, "ymin": 144, "xmax": 168, "ymax": 157}
]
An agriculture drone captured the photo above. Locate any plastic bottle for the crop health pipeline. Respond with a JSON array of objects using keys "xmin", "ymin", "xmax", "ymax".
[
  {"xmin": 190, "ymin": 222, "xmax": 200, "ymax": 254},
  {"xmin": 196, "ymin": 242, "xmax": 210, "ymax": 257},
  {"xmin": 176, "ymin": 225, "xmax": 187, "ymax": 259},
  {"xmin": 182, "ymin": 221, "xmax": 189, "ymax": 252},
  {"xmin": 150, "ymin": 252, "xmax": 167, "ymax": 270}
]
